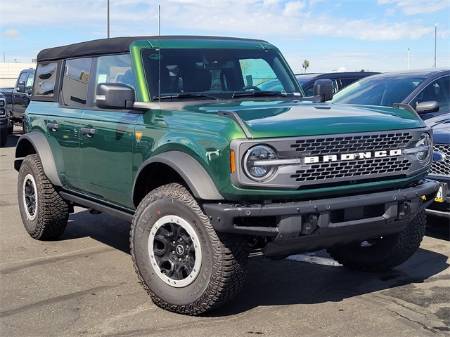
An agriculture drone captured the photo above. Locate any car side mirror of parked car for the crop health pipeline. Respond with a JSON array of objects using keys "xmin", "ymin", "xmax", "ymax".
[
  {"xmin": 96, "ymin": 83, "xmax": 135, "ymax": 109},
  {"xmin": 415, "ymin": 101, "xmax": 439, "ymax": 114},
  {"xmin": 16, "ymin": 82, "xmax": 26, "ymax": 93},
  {"xmin": 313, "ymin": 79, "xmax": 333, "ymax": 102}
]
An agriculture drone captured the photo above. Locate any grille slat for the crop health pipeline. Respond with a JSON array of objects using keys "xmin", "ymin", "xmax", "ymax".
[
  {"xmin": 289, "ymin": 132, "xmax": 413, "ymax": 184},
  {"xmin": 290, "ymin": 132, "xmax": 413, "ymax": 155},
  {"xmin": 431, "ymin": 144, "xmax": 450, "ymax": 176}
]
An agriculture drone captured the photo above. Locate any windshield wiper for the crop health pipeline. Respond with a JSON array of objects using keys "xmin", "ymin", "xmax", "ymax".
[
  {"xmin": 152, "ymin": 92, "xmax": 218, "ymax": 101},
  {"xmin": 231, "ymin": 91, "xmax": 295, "ymax": 98}
]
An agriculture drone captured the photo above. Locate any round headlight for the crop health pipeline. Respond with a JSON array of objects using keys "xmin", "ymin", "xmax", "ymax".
[
  {"xmin": 243, "ymin": 145, "xmax": 277, "ymax": 181},
  {"xmin": 415, "ymin": 132, "xmax": 431, "ymax": 161}
]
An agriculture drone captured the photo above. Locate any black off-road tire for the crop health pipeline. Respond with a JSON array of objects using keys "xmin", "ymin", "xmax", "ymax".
[
  {"xmin": 130, "ymin": 183, "xmax": 248, "ymax": 315},
  {"xmin": 18, "ymin": 154, "xmax": 69, "ymax": 240},
  {"xmin": 327, "ymin": 211, "xmax": 426, "ymax": 272}
]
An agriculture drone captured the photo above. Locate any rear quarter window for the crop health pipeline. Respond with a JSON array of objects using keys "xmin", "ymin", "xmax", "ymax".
[{"xmin": 33, "ymin": 62, "xmax": 59, "ymax": 99}]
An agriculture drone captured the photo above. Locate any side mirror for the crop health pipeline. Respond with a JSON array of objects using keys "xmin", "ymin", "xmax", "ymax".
[
  {"xmin": 96, "ymin": 83, "xmax": 135, "ymax": 109},
  {"xmin": 415, "ymin": 101, "xmax": 439, "ymax": 114},
  {"xmin": 313, "ymin": 79, "xmax": 333, "ymax": 102},
  {"xmin": 16, "ymin": 82, "xmax": 25, "ymax": 93}
]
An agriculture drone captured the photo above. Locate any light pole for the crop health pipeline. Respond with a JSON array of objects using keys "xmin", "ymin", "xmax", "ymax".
[
  {"xmin": 107, "ymin": 0, "xmax": 110, "ymax": 38},
  {"xmin": 434, "ymin": 24, "xmax": 437, "ymax": 68},
  {"xmin": 407, "ymin": 48, "xmax": 410, "ymax": 70}
]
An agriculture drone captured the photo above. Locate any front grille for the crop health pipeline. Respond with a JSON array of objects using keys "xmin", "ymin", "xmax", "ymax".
[
  {"xmin": 290, "ymin": 132, "xmax": 413, "ymax": 155},
  {"xmin": 292, "ymin": 157, "xmax": 410, "ymax": 183},
  {"xmin": 289, "ymin": 132, "xmax": 413, "ymax": 184},
  {"xmin": 232, "ymin": 129, "xmax": 427, "ymax": 189},
  {"xmin": 431, "ymin": 144, "xmax": 450, "ymax": 176}
]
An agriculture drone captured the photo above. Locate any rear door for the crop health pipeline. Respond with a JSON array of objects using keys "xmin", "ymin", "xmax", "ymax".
[
  {"xmin": 47, "ymin": 58, "xmax": 92, "ymax": 191},
  {"xmin": 29, "ymin": 61, "xmax": 83, "ymax": 190},
  {"xmin": 78, "ymin": 54, "xmax": 137, "ymax": 207}
]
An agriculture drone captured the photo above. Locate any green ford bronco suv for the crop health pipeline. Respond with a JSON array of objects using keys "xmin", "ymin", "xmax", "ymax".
[{"xmin": 15, "ymin": 36, "xmax": 439, "ymax": 315}]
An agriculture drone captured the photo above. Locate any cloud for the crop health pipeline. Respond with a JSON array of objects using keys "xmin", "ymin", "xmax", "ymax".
[
  {"xmin": 0, "ymin": 0, "xmax": 440, "ymax": 42},
  {"xmin": 283, "ymin": 1, "xmax": 305, "ymax": 16},
  {"xmin": 377, "ymin": 0, "xmax": 450, "ymax": 15},
  {"xmin": 2, "ymin": 29, "xmax": 20, "ymax": 38}
]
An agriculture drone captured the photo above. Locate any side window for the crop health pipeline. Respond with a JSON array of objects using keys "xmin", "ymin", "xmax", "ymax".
[
  {"xmin": 412, "ymin": 76, "xmax": 450, "ymax": 110},
  {"xmin": 95, "ymin": 54, "xmax": 135, "ymax": 92},
  {"xmin": 239, "ymin": 59, "xmax": 277, "ymax": 87},
  {"xmin": 304, "ymin": 85, "xmax": 314, "ymax": 97},
  {"xmin": 339, "ymin": 78, "xmax": 357, "ymax": 89},
  {"xmin": 61, "ymin": 58, "xmax": 92, "ymax": 107},
  {"xmin": 332, "ymin": 79, "xmax": 340, "ymax": 94},
  {"xmin": 17, "ymin": 72, "xmax": 28, "ymax": 86},
  {"xmin": 34, "ymin": 62, "xmax": 58, "ymax": 97},
  {"xmin": 26, "ymin": 73, "xmax": 34, "ymax": 88}
]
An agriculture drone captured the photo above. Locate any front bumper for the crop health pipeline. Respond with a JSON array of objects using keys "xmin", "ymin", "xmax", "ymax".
[{"xmin": 203, "ymin": 180, "xmax": 439, "ymax": 256}]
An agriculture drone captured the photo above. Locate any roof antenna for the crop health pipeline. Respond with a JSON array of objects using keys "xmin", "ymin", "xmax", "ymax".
[
  {"xmin": 158, "ymin": 3, "xmax": 161, "ymax": 103},
  {"xmin": 107, "ymin": 0, "xmax": 110, "ymax": 38}
]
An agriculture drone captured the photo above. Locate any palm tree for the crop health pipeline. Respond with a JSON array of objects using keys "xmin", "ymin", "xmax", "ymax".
[{"xmin": 302, "ymin": 59, "xmax": 310, "ymax": 73}]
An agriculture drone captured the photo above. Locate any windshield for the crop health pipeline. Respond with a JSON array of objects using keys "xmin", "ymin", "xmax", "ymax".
[
  {"xmin": 141, "ymin": 48, "xmax": 301, "ymax": 100},
  {"xmin": 332, "ymin": 75, "xmax": 426, "ymax": 106}
]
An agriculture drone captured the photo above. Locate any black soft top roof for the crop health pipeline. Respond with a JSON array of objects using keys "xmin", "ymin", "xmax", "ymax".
[{"xmin": 36, "ymin": 35, "xmax": 266, "ymax": 62}]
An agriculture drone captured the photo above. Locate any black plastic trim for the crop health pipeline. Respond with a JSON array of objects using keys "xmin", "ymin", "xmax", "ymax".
[
  {"xmin": 14, "ymin": 132, "xmax": 62, "ymax": 186},
  {"xmin": 132, "ymin": 151, "xmax": 224, "ymax": 203},
  {"xmin": 60, "ymin": 191, "xmax": 134, "ymax": 222},
  {"xmin": 218, "ymin": 111, "xmax": 253, "ymax": 139},
  {"xmin": 203, "ymin": 179, "xmax": 439, "ymax": 233}
]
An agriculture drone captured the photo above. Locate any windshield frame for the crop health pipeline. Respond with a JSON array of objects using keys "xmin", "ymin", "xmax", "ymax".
[{"xmin": 140, "ymin": 47, "xmax": 303, "ymax": 102}]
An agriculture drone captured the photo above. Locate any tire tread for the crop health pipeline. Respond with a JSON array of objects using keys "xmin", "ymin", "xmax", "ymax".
[
  {"xmin": 18, "ymin": 154, "xmax": 68, "ymax": 240},
  {"xmin": 130, "ymin": 183, "xmax": 248, "ymax": 315},
  {"xmin": 327, "ymin": 211, "xmax": 426, "ymax": 272}
]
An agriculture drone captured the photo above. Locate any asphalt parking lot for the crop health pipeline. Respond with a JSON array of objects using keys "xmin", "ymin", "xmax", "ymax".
[{"xmin": 1, "ymin": 129, "xmax": 449, "ymax": 337}]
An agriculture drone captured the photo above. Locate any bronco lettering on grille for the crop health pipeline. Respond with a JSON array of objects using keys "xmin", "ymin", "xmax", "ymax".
[{"xmin": 304, "ymin": 149, "xmax": 402, "ymax": 164}]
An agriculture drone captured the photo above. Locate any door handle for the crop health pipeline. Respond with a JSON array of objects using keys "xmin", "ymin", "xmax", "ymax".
[
  {"xmin": 46, "ymin": 122, "xmax": 59, "ymax": 132},
  {"xmin": 81, "ymin": 127, "xmax": 96, "ymax": 137}
]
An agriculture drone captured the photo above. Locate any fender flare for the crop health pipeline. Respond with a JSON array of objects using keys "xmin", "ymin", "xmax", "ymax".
[
  {"xmin": 133, "ymin": 151, "xmax": 224, "ymax": 202},
  {"xmin": 14, "ymin": 132, "xmax": 62, "ymax": 187}
]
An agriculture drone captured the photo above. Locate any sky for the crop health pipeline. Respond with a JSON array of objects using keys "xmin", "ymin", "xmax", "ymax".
[{"xmin": 0, "ymin": 0, "xmax": 449, "ymax": 73}]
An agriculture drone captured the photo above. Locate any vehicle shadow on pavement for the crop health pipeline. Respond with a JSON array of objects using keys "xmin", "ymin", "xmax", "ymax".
[
  {"xmin": 61, "ymin": 210, "xmax": 449, "ymax": 317},
  {"xmin": 209, "ymin": 247, "xmax": 449, "ymax": 316},
  {"xmin": 5, "ymin": 131, "xmax": 20, "ymax": 148},
  {"xmin": 426, "ymin": 215, "xmax": 450, "ymax": 241},
  {"xmin": 62, "ymin": 210, "xmax": 131, "ymax": 254}
]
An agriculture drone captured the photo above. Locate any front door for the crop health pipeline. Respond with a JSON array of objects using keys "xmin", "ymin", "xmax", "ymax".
[
  {"xmin": 13, "ymin": 71, "xmax": 32, "ymax": 119},
  {"xmin": 78, "ymin": 54, "xmax": 137, "ymax": 208},
  {"xmin": 410, "ymin": 75, "xmax": 450, "ymax": 119}
]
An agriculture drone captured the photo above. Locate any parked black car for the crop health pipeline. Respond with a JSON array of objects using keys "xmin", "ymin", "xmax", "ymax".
[
  {"xmin": 426, "ymin": 113, "xmax": 450, "ymax": 215},
  {"xmin": 258, "ymin": 71, "xmax": 379, "ymax": 95},
  {"xmin": 332, "ymin": 69, "xmax": 450, "ymax": 120},
  {"xmin": 0, "ymin": 93, "xmax": 8, "ymax": 146},
  {"xmin": 297, "ymin": 71, "xmax": 379, "ymax": 96},
  {"xmin": 8, "ymin": 68, "xmax": 34, "ymax": 127},
  {"xmin": 0, "ymin": 87, "xmax": 14, "ymax": 105}
]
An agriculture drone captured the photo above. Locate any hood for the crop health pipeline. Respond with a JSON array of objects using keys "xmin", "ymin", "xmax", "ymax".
[{"xmin": 186, "ymin": 100, "xmax": 425, "ymax": 138}]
